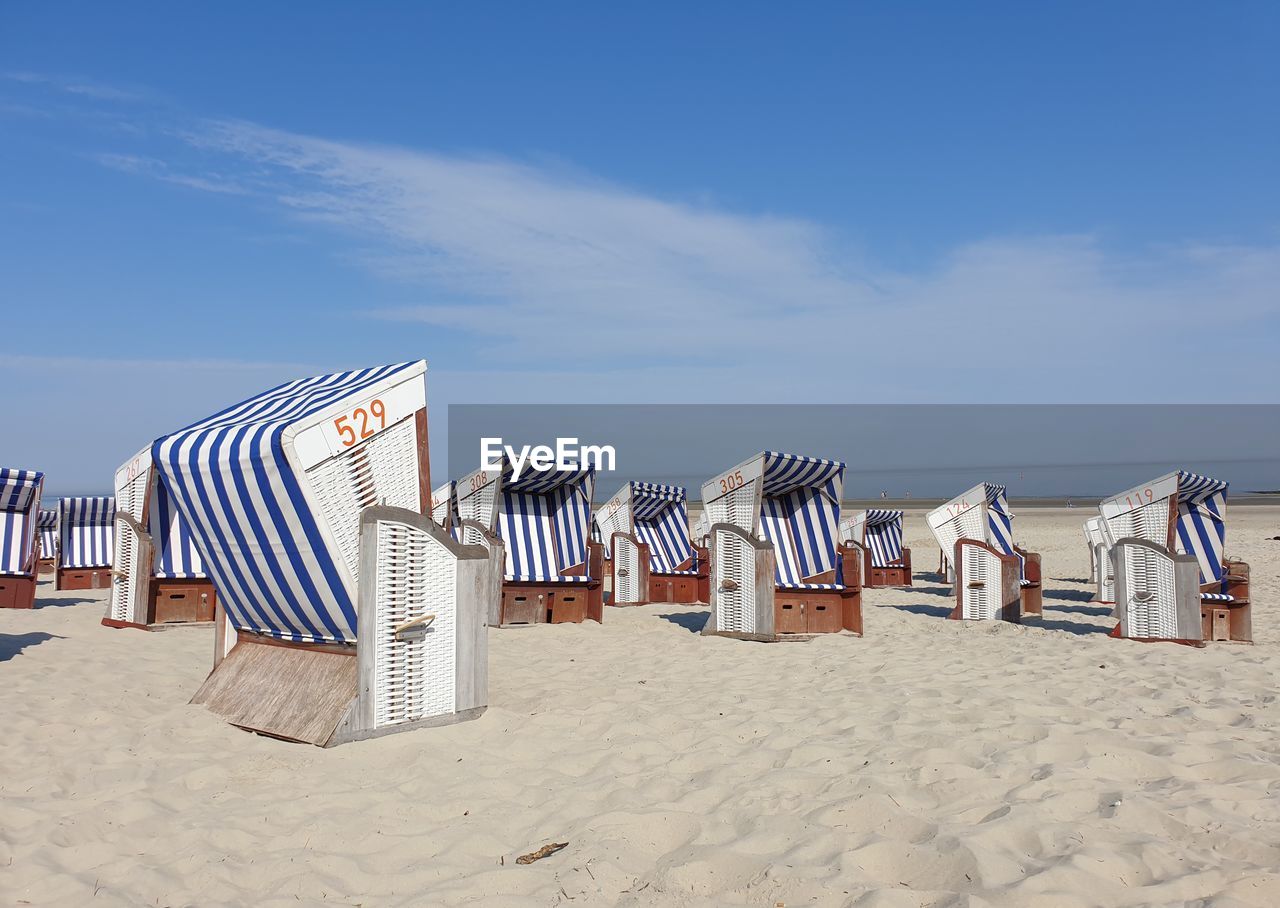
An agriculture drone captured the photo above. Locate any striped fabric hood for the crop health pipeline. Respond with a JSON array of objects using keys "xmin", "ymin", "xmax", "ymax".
[
  {"xmin": 1101, "ymin": 470, "xmax": 1230, "ymax": 588},
  {"xmin": 704, "ymin": 451, "xmax": 846, "ymax": 589},
  {"xmin": 152, "ymin": 361, "xmax": 427, "ymax": 644},
  {"xmin": 628, "ymin": 483, "xmax": 693, "ymax": 574},
  {"xmin": 496, "ymin": 459, "xmax": 596, "ymax": 582},
  {"xmin": 842, "ymin": 509, "xmax": 905, "ymax": 568},
  {"xmin": 0, "ymin": 468, "xmax": 44, "ymax": 576},
  {"xmin": 37, "ymin": 508, "xmax": 58, "ymax": 561},
  {"xmin": 59, "ymin": 496, "xmax": 115, "ymax": 569}
]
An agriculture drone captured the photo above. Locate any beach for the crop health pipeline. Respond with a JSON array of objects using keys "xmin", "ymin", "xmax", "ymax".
[{"xmin": 1, "ymin": 506, "xmax": 1277, "ymax": 907}]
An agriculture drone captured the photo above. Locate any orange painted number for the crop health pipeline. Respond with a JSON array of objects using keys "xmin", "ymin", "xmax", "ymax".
[{"xmin": 334, "ymin": 398, "xmax": 387, "ymax": 448}]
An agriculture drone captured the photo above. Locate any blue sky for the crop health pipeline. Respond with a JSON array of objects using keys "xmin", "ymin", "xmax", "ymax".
[{"xmin": 2, "ymin": 3, "xmax": 1278, "ymax": 491}]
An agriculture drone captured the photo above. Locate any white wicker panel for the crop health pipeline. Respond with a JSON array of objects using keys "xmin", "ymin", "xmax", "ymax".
[
  {"xmin": 109, "ymin": 517, "xmax": 143, "ymax": 623},
  {"xmin": 935, "ymin": 507, "xmax": 984, "ymax": 578},
  {"xmin": 116, "ymin": 471, "xmax": 149, "ymax": 522},
  {"xmin": 306, "ymin": 416, "xmax": 420, "ymax": 583},
  {"xmin": 706, "ymin": 481, "xmax": 757, "ymax": 533},
  {"xmin": 614, "ymin": 536, "xmax": 641, "ymax": 605},
  {"xmin": 1123, "ymin": 544, "xmax": 1177, "ymax": 639},
  {"xmin": 595, "ymin": 504, "xmax": 630, "ymax": 554},
  {"xmin": 714, "ymin": 529, "xmax": 757, "ymax": 634},
  {"xmin": 1097, "ymin": 543, "xmax": 1115, "ymax": 602},
  {"xmin": 960, "ymin": 545, "xmax": 1000, "ymax": 620},
  {"xmin": 1108, "ymin": 498, "xmax": 1170, "ymax": 548},
  {"xmin": 372, "ymin": 518, "xmax": 457, "ymax": 728},
  {"xmin": 457, "ymin": 480, "xmax": 498, "ymax": 531}
]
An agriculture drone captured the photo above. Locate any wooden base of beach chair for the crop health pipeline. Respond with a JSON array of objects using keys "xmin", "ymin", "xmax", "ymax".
[
  {"xmin": 499, "ymin": 581, "xmax": 604, "ymax": 626},
  {"xmin": 1016, "ymin": 548, "xmax": 1042, "ymax": 616},
  {"xmin": 0, "ymin": 575, "xmax": 38, "ymax": 609},
  {"xmin": 694, "ymin": 544, "xmax": 710, "ymax": 603},
  {"xmin": 57, "ymin": 567, "xmax": 112, "ymax": 591},
  {"xmin": 192, "ymin": 635, "xmax": 486, "ymax": 747},
  {"xmin": 37, "ymin": 558, "xmax": 55, "ymax": 575},
  {"xmin": 150, "ymin": 578, "xmax": 218, "ymax": 625},
  {"xmin": 103, "ymin": 578, "xmax": 220, "ymax": 630},
  {"xmin": 775, "ymin": 588, "xmax": 863, "ymax": 636},
  {"xmin": 863, "ymin": 548, "xmax": 912, "ymax": 588},
  {"xmin": 647, "ymin": 575, "xmax": 701, "ymax": 604}
]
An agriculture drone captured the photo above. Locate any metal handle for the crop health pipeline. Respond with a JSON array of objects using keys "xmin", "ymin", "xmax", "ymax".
[{"xmin": 719, "ymin": 579, "xmax": 739, "ymax": 592}]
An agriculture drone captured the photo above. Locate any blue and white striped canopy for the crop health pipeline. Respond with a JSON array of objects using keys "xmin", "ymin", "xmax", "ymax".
[
  {"xmin": 153, "ymin": 361, "xmax": 426, "ymax": 644},
  {"xmin": 1174, "ymin": 471, "xmax": 1229, "ymax": 587},
  {"xmin": 862, "ymin": 509, "xmax": 905, "ymax": 568},
  {"xmin": 982, "ymin": 484, "xmax": 1016, "ymax": 555},
  {"xmin": 762, "ymin": 451, "xmax": 844, "ymax": 501},
  {"xmin": 38, "ymin": 508, "xmax": 57, "ymax": 561},
  {"xmin": 629, "ymin": 483, "xmax": 694, "ymax": 575},
  {"xmin": 59, "ymin": 496, "xmax": 115, "ymax": 569},
  {"xmin": 150, "ymin": 480, "xmax": 206, "ymax": 579},
  {"xmin": 498, "ymin": 465, "xmax": 595, "ymax": 582},
  {"xmin": 757, "ymin": 452, "xmax": 845, "ymax": 589},
  {"xmin": 0, "ymin": 468, "xmax": 43, "ymax": 576}
]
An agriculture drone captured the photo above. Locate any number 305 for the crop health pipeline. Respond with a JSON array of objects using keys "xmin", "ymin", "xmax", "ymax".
[{"xmin": 334, "ymin": 399, "xmax": 387, "ymax": 447}]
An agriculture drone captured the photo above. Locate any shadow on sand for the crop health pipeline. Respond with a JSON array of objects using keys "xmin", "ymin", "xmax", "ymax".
[
  {"xmin": 657, "ymin": 611, "xmax": 710, "ymax": 633},
  {"xmin": 34, "ymin": 597, "xmax": 101, "ymax": 609},
  {"xmin": 886, "ymin": 602, "xmax": 954, "ymax": 620},
  {"xmin": 0, "ymin": 632, "xmax": 62, "ymax": 663}
]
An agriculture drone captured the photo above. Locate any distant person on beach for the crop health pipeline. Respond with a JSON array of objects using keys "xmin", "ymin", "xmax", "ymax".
[
  {"xmin": 904, "ymin": 490, "xmax": 911, "ymax": 500},
  {"xmin": 881, "ymin": 490, "xmax": 887, "ymax": 499}
]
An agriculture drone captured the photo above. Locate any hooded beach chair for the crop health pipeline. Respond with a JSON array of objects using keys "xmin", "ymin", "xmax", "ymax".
[
  {"xmin": 701, "ymin": 451, "xmax": 862, "ymax": 639},
  {"xmin": 600, "ymin": 482, "xmax": 708, "ymax": 605},
  {"xmin": 37, "ymin": 508, "xmax": 57, "ymax": 573},
  {"xmin": 0, "ymin": 468, "xmax": 44, "ymax": 609},
  {"xmin": 841, "ymin": 509, "xmax": 912, "ymax": 587},
  {"xmin": 106, "ymin": 445, "xmax": 220, "ymax": 629},
  {"xmin": 691, "ymin": 511, "xmax": 710, "ymax": 549},
  {"xmin": 455, "ymin": 459, "xmax": 603, "ymax": 626},
  {"xmin": 153, "ymin": 361, "xmax": 495, "ymax": 747},
  {"xmin": 1083, "ymin": 515, "xmax": 1114, "ymax": 605},
  {"xmin": 430, "ymin": 480, "xmax": 460, "ymax": 535},
  {"xmin": 1100, "ymin": 471, "xmax": 1250, "ymax": 644},
  {"xmin": 56, "ymin": 496, "xmax": 115, "ymax": 590},
  {"xmin": 926, "ymin": 483, "xmax": 1042, "ymax": 621}
]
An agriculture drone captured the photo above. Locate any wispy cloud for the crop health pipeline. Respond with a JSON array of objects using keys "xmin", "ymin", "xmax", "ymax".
[
  {"xmin": 9, "ymin": 72, "xmax": 1280, "ymax": 402},
  {"xmin": 95, "ymin": 152, "xmax": 249, "ymax": 195},
  {"xmin": 5, "ymin": 71, "xmax": 146, "ymax": 103}
]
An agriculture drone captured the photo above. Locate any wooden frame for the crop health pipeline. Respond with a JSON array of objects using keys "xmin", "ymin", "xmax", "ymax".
[
  {"xmin": 57, "ymin": 566, "xmax": 112, "ymax": 591},
  {"xmin": 950, "ymin": 538, "xmax": 1021, "ymax": 623}
]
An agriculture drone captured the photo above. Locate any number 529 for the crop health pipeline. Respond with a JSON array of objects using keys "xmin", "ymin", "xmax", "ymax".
[{"xmin": 334, "ymin": 398, "xmax": 387, "ymax": 447}]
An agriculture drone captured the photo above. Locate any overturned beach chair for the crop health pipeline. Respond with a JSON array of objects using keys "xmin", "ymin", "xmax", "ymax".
[
  {"xmin": 926, "ymin": 484, "xmax": 1042, "ymax": 621},
  {"xmin": 37, "ymin": 508, "xmax": 57, "ymax": 574},
  {"xmin": 56, "ymin": 496, "xmax": 115, "ymax": 590},
  {"xmin": 106, "ymin": 445, "xmax": 220, "ymax": 629},
  {"xmin": 0, "ymin": 469, "xmax": 44, "ymax": 609},
  {"xmin": 1083, "ymin": 515, "xmax": 1114, "ymax": 604},
  {"xmin": 154, "ymin": 361, "xmax": 495, "ymax": 746},
  {"xmin": 702, "ymin": 451, "xmax": 862, "ymax": 640},
  {"xmin": 599, "ymin": 482, "xmax": 707, "ymax": 605},
  {"xmin": 455, "ymin": 459, "xmax": 603, "ymax": 626},
  {"xmin": 841, "ymin": 509, "xmax": 912, "ymax": 587},
  {"xmin": 1100, "ymin": 471, "xmax": 1250, "ymax": 644}
]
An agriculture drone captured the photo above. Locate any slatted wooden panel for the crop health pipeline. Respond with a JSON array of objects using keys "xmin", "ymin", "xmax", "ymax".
[{"xmin": 191, "ymin": 640, "xmax": 356, "ymax": 746}]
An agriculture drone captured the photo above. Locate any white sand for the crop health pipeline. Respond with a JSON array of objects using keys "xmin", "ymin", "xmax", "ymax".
[{"xmin": 2, "ymin": 507, "xmax": 1277, "ymax": 906}]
